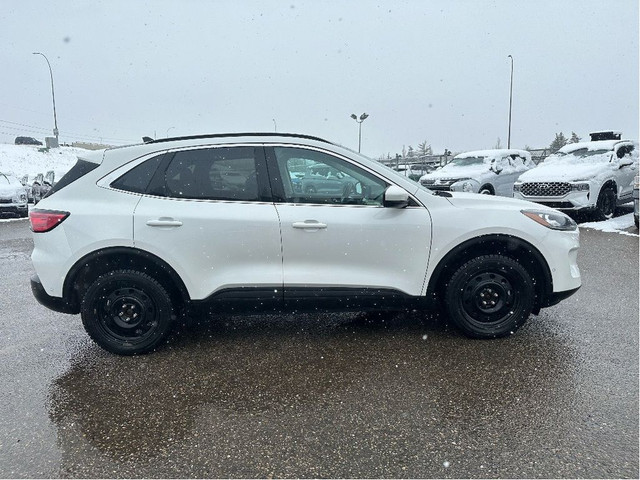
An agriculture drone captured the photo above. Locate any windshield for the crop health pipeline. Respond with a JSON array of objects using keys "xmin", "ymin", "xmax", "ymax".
[
  {"xmin": 547, "ymin": 147, "xmax": 612, "ymax": 163},
  {"xmin": 448, "ymin": 156, "xmax": 487, "ymax": 167}
]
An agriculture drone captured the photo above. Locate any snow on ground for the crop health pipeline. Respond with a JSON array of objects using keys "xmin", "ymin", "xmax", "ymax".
[
  {"xmin": 578, "ymin": 213, "xmax": 638, "ymax": 237},
  {"xmin": 0, "ymin": 143, "xmax": 91, "ymax": 178}
]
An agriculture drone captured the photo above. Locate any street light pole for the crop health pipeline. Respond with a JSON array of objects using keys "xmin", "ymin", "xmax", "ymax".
[
  {"xmin": 272, "ymin": 119, "xmax": 277, "ymax": 132},
  {"xmin": 507, "ymin": 54, "xmax": 514, "ymax": 149},
  {"xmin": 166, "ymin": 127, "xmax": 175, "ymax": 138},
  {"xmin": 32, "ymin": 52, "xmax": 59, "ymax": 144},
  {"xmin": 350, "ymin": 112, "xmax": 369, "ymax": 153}
]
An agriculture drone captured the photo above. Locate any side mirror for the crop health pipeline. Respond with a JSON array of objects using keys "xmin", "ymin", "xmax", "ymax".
[{"xmin": 383, "ymin": 185, "xmax": 409, "ymax": 208}]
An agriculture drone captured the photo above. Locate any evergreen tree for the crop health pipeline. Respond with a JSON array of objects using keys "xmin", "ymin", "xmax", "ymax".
[
  {"xmin": 568, "ymin": 132, "xmax": 581, "ymax": 144},
  {"xmin": 417, "ymin": 140, "xmax": 433, "ymax": 156},
  {"xmin": 494, "ymin": 137, "xmax": 502, "ymax": 149},
  {"xmin": 407, "ymin": 145, "xmax": 415, "ymax": 158},
  {"xmin": 549, "ymin": 132, "xmax": 568, "ymax": 152}
]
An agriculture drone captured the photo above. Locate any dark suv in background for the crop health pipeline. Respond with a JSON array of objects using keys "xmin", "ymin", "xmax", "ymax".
[{"xmin": 15, "ymin": 136, "xmax": 43, "ymax": 146}]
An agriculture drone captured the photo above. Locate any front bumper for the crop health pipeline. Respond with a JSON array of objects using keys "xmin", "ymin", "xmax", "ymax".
[
  {"xmin": 30, "ymin": 274, "xmax": 78, "ymax": 314},
  {"xmin": 513, "ymin": 190, "xmax": 594, "ymax": 211},
  {"xmin": 0, "ymin": 204, "xmax": 28, "ymax": 215}
]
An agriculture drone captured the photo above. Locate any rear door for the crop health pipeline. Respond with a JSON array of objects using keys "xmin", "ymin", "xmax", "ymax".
[{"xmin": 132, "ymin": 144, "xmax": 283, "ymax": 301}]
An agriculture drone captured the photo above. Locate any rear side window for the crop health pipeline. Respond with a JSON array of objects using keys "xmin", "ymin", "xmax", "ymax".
[
  {"xmin": 162, "ymin": 147, "xmax": 260, "ymax": 201},
  {"xmin": 111, "ymin": 155, "xmax": 165, "ymax": 193},
  {"xmin": 43, "ymin": 159, "xmax": 100, "ymax": 198}
]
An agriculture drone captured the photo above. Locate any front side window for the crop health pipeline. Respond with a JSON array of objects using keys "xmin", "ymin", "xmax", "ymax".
[
  {"xmin": 272, "ymin": 147, "xmax": 388, "ymax": 206},
  {"xmin": 163, "ymin": 147, "xmax": 259, "ymax": 201}
]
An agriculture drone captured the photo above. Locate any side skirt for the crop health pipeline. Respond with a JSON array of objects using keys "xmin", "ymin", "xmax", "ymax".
[{"xmin": 187, "ymin": 286, "xmax": 431, "ymax": 317}]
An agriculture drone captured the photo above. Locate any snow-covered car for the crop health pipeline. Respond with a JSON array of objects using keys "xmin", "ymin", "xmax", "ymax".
[
  {"xmin": 0, "ymin": 172, "xmax": 29, "ymax": 217},
  {"xmin": 20, "ymin": 175, "xmax": 35, "ymax": 203},
  {"xmin": 419, "ymin": 149, "xmax": 535, "ymax": 196},
  {"xmin": 395, "ymin": 164, "xmax": 434, "ymax": 181},
  {"xmin": 31, "ymin": 173, "xmax": 45, "ymax": 204},
  {"xmin": 29, "ymin": 133, "xmax": 581, "ymax": 355},
  {"xmin": 514, "ymin": 131, "xmax": 638, "ymax": 220},
  {"xmin": 633, "ymin": 174, "xmax": 639, "ymax": 228}
]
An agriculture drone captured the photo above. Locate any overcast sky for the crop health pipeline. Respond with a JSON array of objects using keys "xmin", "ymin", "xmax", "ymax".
[{"xmin": 1, "ymin": 0, "xmax": 638, "ymax": 157}]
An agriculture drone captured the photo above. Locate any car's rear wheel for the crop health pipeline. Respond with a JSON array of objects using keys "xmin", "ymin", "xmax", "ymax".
[
  {"xmin": 479, "ymin": 185, "xmax": 493, "ymax": 195},
  {"xmin": 81, "ymin": 270, "xmax": 174, "ymax": 355},
  {"xmin": 595, "ymin": 186, "xmax": 616, "ymax": 221},
  {"xmin": 444, "ymin": 255, "xmax": 534, "ymax": 338}
]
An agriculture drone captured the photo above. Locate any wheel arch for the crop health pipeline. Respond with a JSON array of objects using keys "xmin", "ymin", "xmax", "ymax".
[
  {"xmin": 479, "ymin": 184, "xmax": 495, "ymax": 194},
  {"xmin": 63, "ymin": 247, "xmax": 190, "ymax": 313},
  {"xmin": 426, "ymin": 234, "xmax": 553, "ymax": 314}
]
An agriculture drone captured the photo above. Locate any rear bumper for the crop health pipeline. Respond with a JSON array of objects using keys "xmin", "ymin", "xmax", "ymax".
[{"xmin": 30, "ymin": 274, "xmax": 78, "ymax": 314}]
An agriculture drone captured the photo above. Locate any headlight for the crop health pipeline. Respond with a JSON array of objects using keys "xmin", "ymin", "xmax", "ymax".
[
  {"xmin": 521, "ymin": 209, "xmax": 577, "ymax": 231},
  {"xmin": 462, "ymin": 181, "xmax": 474, "ymax": 192},
  {"xmin": 19, "ymin": 193, "xmax": 27, "ymax": 202},
  {"xmin": 570, "ymin": 183, "xmax": 590, "ymax": 191},
  {"xmin": 513, "ymin": 183, "xmax": 522, "ymax": 192}
]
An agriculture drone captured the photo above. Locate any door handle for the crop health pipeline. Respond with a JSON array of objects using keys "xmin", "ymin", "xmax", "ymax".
[
  {"xmin": 292, "ymin": 220, "xmax": 327, "ymax": 230},
  {"xmin": 146, "ymin": 218, "xmax": 183, "ymax": 227}
]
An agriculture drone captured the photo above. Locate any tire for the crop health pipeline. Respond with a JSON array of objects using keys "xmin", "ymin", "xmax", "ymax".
[
  {"xmin": 444, "ymin": 255, "xmax": 534, "ymax": 338},
  {"xmin": 479, "ymin": 185, "xmax": 493, "ymax": 195},
  {"xmin": 594, "ymin": 186, "xmax": 616, "ymax": 221},
  {"xmin": 81, "ymin": 269, "xmax": 174, "ymax": 355}
]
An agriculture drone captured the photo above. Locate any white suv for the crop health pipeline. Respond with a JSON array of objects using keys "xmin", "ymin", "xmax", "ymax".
[
  {"xmin": 29, "ymin": 133, "xmax": 581, "ymax": 355},
  {"xmin": 514, "ymin": 131, "xmax": 638, "ymax": 220},
  {"xmin": 419, "ymin": 149, "xmax": 535, "ymax": 196}
]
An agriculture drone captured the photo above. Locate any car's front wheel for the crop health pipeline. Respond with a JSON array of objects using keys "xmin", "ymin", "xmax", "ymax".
[
  {"xmin": 444, "ymin": 255, "xmax": 534, "ymax": 338},
  {"xmin": 81, "ymin": 269, "xmax": 174, "ymax": 355},
  {"xmin": 595, "ymin": 186, "xmax": 616, "ymax": 221}
]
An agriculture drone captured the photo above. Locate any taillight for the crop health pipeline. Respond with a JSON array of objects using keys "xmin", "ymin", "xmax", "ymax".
[{"xmin": 29, "ymin": 210, "xmax": 70, "ymax": 233}]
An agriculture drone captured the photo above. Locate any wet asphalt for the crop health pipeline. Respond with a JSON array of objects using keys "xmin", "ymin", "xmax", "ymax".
[{"xmin": 0, "ymin": 217, "xmax": 638, "ymax": 478}]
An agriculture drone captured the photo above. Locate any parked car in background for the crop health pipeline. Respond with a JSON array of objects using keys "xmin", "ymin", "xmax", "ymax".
[
  {"xmin": 29, "ymin": 133, "xmax": 581, "ymax": 355},
  {"xmin": 15, "ymin": 136, "xmax": 43, "ymax": 146},
  {"xmin": 394, "ymin": 163, "xmax": 434, "ymax": 181},
  {"xmin": 514, "ymin": 131, "xmax": 638, "ymax": 220},
  {"xmin": 0, "ymin": 172, "xmax": 29, "ymax": 217},
  {"xmin": 299, "ymin": 163, "xmax": 358, "ymax": 197},
  {"xmin": 31, "ymin": 173, "xmax": 45, "ymax": 204},
  {"xmin": 419, "ymin": 149, "xmax": 535, "ymax": 196},
  {"xmin": 20, "ymin": 175, "xmax": 35, "ymax": 203},
  {"xmin": 633, "ymin": 174, "xmax": 639, "ymax": 228}
]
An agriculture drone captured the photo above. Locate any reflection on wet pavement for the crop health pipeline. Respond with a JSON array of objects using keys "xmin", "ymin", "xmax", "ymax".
[{"xmin": 48, "ymin": 311, "xmax": 594, "ymax": 478}]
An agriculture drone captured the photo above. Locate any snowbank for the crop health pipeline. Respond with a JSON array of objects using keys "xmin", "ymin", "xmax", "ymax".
[
  {"xmin": 579, "ymin": 213, "xmax": 638, "ymax": 237},
  {"xmin": 0, "ymin": 143, "xmax": 92, "ymax": 178}
]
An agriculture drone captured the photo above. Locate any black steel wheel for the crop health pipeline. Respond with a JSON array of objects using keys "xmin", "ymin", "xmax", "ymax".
[
  {"xmin": 595, "ymin": 186, "xmax": 616, "ymax": 221},
  {"xmin": 81, "ymin": 270, "xmax": 174, "ymax": 355},
  {"xmin": 445, "ymin": 255, "xmax": 534, "ymax": 338}
]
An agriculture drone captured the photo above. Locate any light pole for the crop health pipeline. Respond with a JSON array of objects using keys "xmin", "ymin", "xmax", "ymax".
[
  {"xmin": 166, "ymin": 126, "xmax": 175, "ymax": 138},
  {"xmin": 350, "ymin": 112, "xmax": 369, "ymax": 153},
  {"xmin": 272, "ymin": 119, "xmax": 277, "ymax": 132},
  {"xmin": 32, "ymin": 52, "xmax": 59, "ymax": 145},
  {"xmin": 507, "ymin": 54, "xmax": 514, "ymax": 149}
]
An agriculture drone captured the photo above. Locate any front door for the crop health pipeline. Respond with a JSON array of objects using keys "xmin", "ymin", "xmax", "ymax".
[{"xmin": 266, "ymin": 146, "xmax": 433, "ymax": 303}]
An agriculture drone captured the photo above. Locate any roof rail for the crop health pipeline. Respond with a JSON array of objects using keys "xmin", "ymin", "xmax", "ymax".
[{"xmin": 143, "ymin": 132, "xmax": 334, "ymax": 145}]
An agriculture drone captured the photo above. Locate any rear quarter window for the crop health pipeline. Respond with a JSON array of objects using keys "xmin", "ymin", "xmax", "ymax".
[
  {"xmin": 43, "ymin": 159, "xmax": 100, "ymax": 198},
  {"xmin": 111, "ymin": 155, "xmax": 165, "ymax": 194}
]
